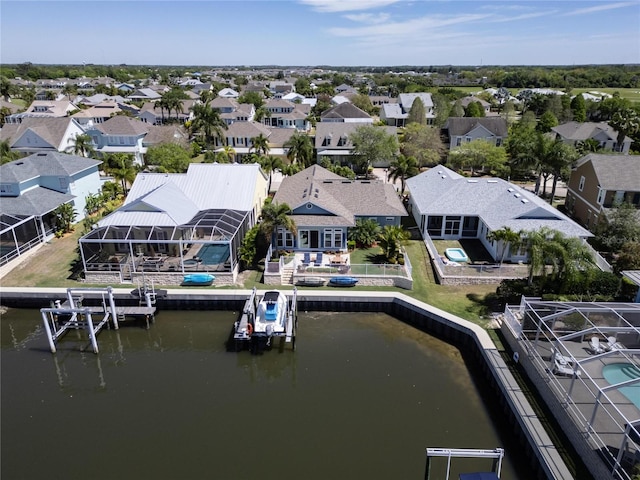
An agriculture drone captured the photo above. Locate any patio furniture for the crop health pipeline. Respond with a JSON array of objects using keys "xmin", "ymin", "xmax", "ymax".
[
  {"xmin": 607, "ymin": 336, "xmax": 625, "ymax": 351},
  {"xmin": 316, "ymin": 252, "xmax": 323, "ymax": 265},
  {"xmin": 302, "ymin": 252, "xmax": 311, "ymax": 266},
  {"xmin": 588, "ymin": 336, "xmax": 605, "ymax": 355}
]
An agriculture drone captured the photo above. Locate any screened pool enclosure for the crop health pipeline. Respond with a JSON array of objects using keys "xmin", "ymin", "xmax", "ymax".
[{"xmin": 79, "ymin": 209, "xmax": 250, "ymax": 283}]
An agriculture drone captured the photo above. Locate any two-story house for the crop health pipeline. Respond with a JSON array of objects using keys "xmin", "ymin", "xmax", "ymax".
[
  {"xmin": 565, "ymin": 153, "xmax": 640, "ymax": 231},
  {"xmin": 262, "ymin": 98, "xmax": 311, "ymax": 131},
  {"xmin": 0, "ymin": 117, "xmax": 85, "ymax": 155},
  {"xmin": 5, "ymin": 99, "xmax": 78, "ymax": 124},
  {"xmin": 380, "ymin": 93, "xmax": 435, "ymax": 127},
  {"xmin": 0, "ymin": 152, "xmax": 103, "ymax": 264},
  {"xmin": 209, "ymin": 97, "xmax": 255, "ymax": 125},
  {"xmin": 443, "ymin": 117, "xmax": 508, "ymax": 150},
  {"xmin": 551, "ymin": 122, "xmax": 632, "ymax": 154},
  {"xmin": 320, "ymin": 103, "xmax": 373, "ymax": 123},
  {"xmin": 315, "ymin": 123, "xmax": 397, "ymax": 166}
]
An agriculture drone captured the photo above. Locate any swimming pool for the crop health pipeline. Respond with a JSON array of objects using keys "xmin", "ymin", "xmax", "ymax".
[
  {"xmin": 197, "ymin": 243, "xmax": 230, "ymax": 265},
  {"xmin": 445, "ymin": 247, "xmax": 469, "ymax": 263},
  {"xmin": 602, "ymin": 363, "xmax": 640, "ymax": 409}
]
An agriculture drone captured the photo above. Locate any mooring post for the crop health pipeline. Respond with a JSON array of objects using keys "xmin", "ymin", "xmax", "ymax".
[
  {"xmin": 107, "ymin": 286, "xmax": 119, "ymax": 330},
  {"xmin": 41, "ymin": 311, "xmax": 57, "ymax": 353},
  {"xmin": 86, "ymin": 312, "xmax": 99, "ymax": 354}
]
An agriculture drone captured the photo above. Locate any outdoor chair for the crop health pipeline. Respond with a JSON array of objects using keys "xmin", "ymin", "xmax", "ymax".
[
  {"xmin": 316, "ymin": 252, "xmax": 323, "ymax": 265},
  {"xmin": 588, "ymin": 336, "xmax": 605, "ymax": 354},
  {"xmin": 303, "ymin": 252, "xmax": 310, "ymax": 266}
]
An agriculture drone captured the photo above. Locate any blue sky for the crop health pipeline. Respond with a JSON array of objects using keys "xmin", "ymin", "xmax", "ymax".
[{"xmin": 1, "ymin": 1, "xmax": 639, "ymax": 66}]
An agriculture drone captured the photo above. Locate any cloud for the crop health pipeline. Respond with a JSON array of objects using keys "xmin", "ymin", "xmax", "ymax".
[
  {"xmin": 299, "ymin": 0, "xmax": 402, "ymax": 13},
  {"xmin": 564, "ymin": 1, "xmax": 636, "ymax": 16},
  {"xmin": 343, "ymin": 12, "xmax": 390, "ymax": 23}
]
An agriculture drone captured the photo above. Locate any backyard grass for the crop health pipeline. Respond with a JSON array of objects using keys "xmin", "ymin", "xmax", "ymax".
[
  {"xmin": 446, "ymin": 86, "xmax": 640, "ymax": 103},
  {"xmin": 2, "ymin": 232, "xmax": 499, "ymax": 325}
]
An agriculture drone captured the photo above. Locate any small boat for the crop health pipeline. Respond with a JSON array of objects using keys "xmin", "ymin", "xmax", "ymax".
[
  {"xmin": 297, "ymin": 276, "xmax": 326, "ymax": 287},
  {"xmin": 329, "ymin": 276, "xmax": 358, "ymax": 287},
  {"xmin": 253, "ymin": 290, "xmax": 289, "ymax": 339},
  {"xmin": 182, "ymin": 273, "xmax": 215, "ymax": 286}
]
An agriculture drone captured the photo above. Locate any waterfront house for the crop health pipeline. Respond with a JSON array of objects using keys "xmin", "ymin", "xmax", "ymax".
[
  {"xmin": 406, "ymin": 166, "xmax": 592, "ymax": 263},
  {"xmin": 79, "ymin": 163, "xmax": 269, "ymax": 284},
  {"xmin": 565, "ymin": 153, "xmax": 640, "ymax": 231},
  {"xmin": 0, "ymin": 152, "xmax": 102, "ymax": 264},
  {"xmin": 271, "ymin": 165, "xmax": 407, "ymax": 252}
]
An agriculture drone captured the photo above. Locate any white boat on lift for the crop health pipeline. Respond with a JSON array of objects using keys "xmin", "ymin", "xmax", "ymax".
[{"xmin": 253, "ymin": 290, "xmax": 289, "ymax": 342}]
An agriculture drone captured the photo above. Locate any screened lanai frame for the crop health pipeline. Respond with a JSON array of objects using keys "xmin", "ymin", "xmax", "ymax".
[
  {"xmin": 1, "ymin": 213, "xmax": 47, "ymax": 266},
  {"xmin": 79, "ymin": 209, "xmax": 251, "ymax": 275},
  {"xmin": 503, "ymin": 298, "xmax": 640, "ymax": 480}
]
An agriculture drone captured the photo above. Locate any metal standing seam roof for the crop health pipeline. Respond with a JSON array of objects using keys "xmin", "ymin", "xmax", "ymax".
[
  {"xmin": 406, "ymin": 166, "xmax": 592, "ymax": 238},
  {"xmin": 99, "ymin": 163, "xmax": 265, "ymax": 228}
]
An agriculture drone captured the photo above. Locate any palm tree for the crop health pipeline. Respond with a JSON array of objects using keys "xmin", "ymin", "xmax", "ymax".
[
  {"xmin": 487, "ymin": 227, "xmax": 521, "ymax": 265},
  {"xmin": 349, "ymin": 218, "xmax": 381, "ymax": 248},
  {"xmin": 387, "ymin": 154, "xmax": 419, "ymax": 195},
  {"xmin": 104, "ymin": 153, "xmax": 136, "ymax": 195},
  {"xmin": 609, "ymin": 108, "xmax": 640, "ymax": 152},
  {"xmin": 257, "ymin": 155, "xmax": 283, "ymax": 192},
  {"xmin": 190, "ymin": 99, "xmax": 227, "ymax": 148},
  {"xmin": 72, "ymin": 134, "xmax": 96, "ymax": 158},
  {"xmin": 222, "ymin": 145, "xmax": 236, "ymax": 163},
  {"xmin": 250, "ymin": 133, "xmax": 270, "ymax": 157},
  {"xmin": 259, "ymin": 201, "xmax": 297, "ymax": 248},
  {"xmin": 284, "ymin": 131, "xmax": 313, "ymax": 167},
  {"xmin": 378, "ymin": 225, "xmax": 410, "ymax": 263}
]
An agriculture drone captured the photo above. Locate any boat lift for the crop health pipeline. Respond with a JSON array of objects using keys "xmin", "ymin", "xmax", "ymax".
[
  {"xmin": 424, "ymin": 447, "xmax": 504, "ymax": 480},
  {"xmin": 232, "ymin": 287, "xmax": 298, "ymax": 352},
  {"xmin": 40, "ymin": 287, "xmax": 156, "ymax": 354}
]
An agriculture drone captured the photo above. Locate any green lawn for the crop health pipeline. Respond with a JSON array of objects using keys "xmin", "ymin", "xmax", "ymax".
[{"xmin": 440, "ymin": 86, "xmax": 640, "ymax": 103}]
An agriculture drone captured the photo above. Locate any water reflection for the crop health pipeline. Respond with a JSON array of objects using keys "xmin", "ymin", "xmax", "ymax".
[{"xmin": 1, "ymin": 307, "xmax": 531, "ymax": 480}]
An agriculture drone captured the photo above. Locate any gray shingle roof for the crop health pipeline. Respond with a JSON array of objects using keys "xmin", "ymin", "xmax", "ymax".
[
  {"xmin": 406, "ymin": 166, "xmax": 592, "ymax": 238},
  {"xmin": 314, "ymin": 123, "xmax": 397, "ymax": 148},
  {"xmin": 552, "ymin": 122, "xmax": 624, "ymax": 142},
  {"xmin": 1, "ymin": 188, "xmax": 75, "ymax": 216},
  {"xmin": 444, "ymin": 117, "xmax": 508, "ymax": 137},
  {"xmin": 273, "ymin": 165, "xmax": 407, "ymax": 226},
  {"xmin": 1, "ymin": 152, "xmax": 102, "ymax": 183},
  {"xmin": 576, "ymin": 153, "xmax": 640, "ymax": 191},
  {"xmin": 321, "ymin": 102, "xmax": 371, "ymax": 120},
  {"xmin": 95, "ymin": 116, "xmax": 150, "ymax": 136},
  {"xmin": 0, "ymin": 117, "xmax": 78, "ymax": 148}
]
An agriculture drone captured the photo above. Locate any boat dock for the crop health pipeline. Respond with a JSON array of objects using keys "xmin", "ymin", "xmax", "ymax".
[
  {"xmin": 40, "ymin": 286, "xmax": 157, "ymax": 354},
  {"xmin": 232, "ymin": 287, "xmax": 298, "ymax": 352}
]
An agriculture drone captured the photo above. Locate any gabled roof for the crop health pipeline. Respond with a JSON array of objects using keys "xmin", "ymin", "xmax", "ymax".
[
  {"xmin": 321, "ymin": 102, "xmax": 371, "ymax": 120},
  {"xmin": 314, "ymin": 123, "xmax": 397, "ymax": 149},
  {"xmin": 273, "ymin": 165, "xmax": 406, "ymax": 227},
  {"xmin": 551, "ymin": 121, "xmax": 630, "ymax": 143},
  {"xmin": 0, "ymin": 117, "xmax": 81, "ymax": 149},
  {"xmin": 94, "ymin": 116, "xmax": 151, "ymax": 136},
  {"xmin": 399, "ymin": 92, "xmax": 434, "ymax": 109},
  {"xmin": 406, "ymin": 166, "xmax": 591, "ymax": 238},
  {"xmin": 444, "ymin": 117, "xmax": 508, "ymax": 137},
  {"xmin": 574, "ymin": 153, "xmax": 640, "ymax": 191},
  {"xmin": 0, "ymin": 152, "xmax": 102, "ymax": 183},
  {"xmin": 223, "ymin": 121, "xmax": 271, "ymax": 138}
]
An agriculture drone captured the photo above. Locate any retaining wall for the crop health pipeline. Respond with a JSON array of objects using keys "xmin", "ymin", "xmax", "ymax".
[{"xmin": 1, "ymin": 287, "xmax": 572, "ymax": 479}]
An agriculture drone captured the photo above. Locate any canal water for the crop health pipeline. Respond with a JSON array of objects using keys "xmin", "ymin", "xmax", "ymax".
[{"xmin": 1, "ymin": 308, "xmax": 534, "ymax": 480}]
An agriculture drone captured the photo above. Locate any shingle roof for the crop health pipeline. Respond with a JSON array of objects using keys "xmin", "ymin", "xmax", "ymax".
[
  {"xmin": 0, "ymin": 187, "xmax": 75, "ymax": 216},
  {"xmin": 95, "ymin": 116, "xmax": 150, "ymax": 136},
  {"xmin": 321, "ymin": 102, "xmax": 371, "ymax": 120},
  {"xmin": 273, "ymin": 165, "xmax": 406, "ymax": 226},
  {"xmin": 0, "ymin": 152, "xmax": 102, "ymax": 183},
  {"xmin": 551, "ymin": 121, "xmax": 628, "ymax": 143},
  {"xmin": 0, "ymin": 117, "xmax": 78, "ymax": 149},
  {"xmin": 399, "ymin": 92, "xmax": 434, "ymax": 109},
  {"xmin": 314, "ymin": 123, "xmax": 397, "ymax": 148},
  {"xmin": 444, "ymin": 117, "xmax": 508, "ymax": 137},
  {"xmin": 576, "ymin": 153, "xmax": 640, "ymax": 191},
  {"xmin": 406, "ymin": 166, "xmax": 592, "ymax": 238}
]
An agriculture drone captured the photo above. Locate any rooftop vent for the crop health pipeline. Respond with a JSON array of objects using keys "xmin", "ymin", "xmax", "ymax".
[
  {"xmin": 507, "ymin": 188, "xmax": 514, "ymax": 192},
  {"xmin": 441, "ymin": 175, "xmax": 446, "ymax": 179},
  {"xmin": 514, "ymin": 193, "xmax": 521, "ymax": 198},
  {"xmin": 437, "ymin": 170, "xmax": 443, "ymax": 174},
  {"xmin": 467, "ymin": 179, "xmax": 478, "ymax": 183},
  {"xmin": 521, "ymin": 199, "xmax": 529, "ymax": 204},
  {"xmin": 487, "ymin": 180, "xmax": 498, "ymax": 183}
]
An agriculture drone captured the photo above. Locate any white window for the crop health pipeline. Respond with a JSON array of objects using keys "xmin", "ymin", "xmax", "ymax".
[
  {"xmin": 578, "ymin": 176, "xmax": 585, "ymax": 192},
  {"xmin": 276, "ymin": 228, "xmax": 294, "ymax": 248},
  {"xmin": 597, "ymin": 188, "xmax": 605, "ymax": 205},
  {"xmin": 323, "ymin": 228, "xmax": 342, "ymax": 249}
]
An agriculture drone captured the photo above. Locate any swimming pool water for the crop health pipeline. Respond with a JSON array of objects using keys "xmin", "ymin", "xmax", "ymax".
[
  {"xmin": 602, "ymin": 363, "xmax": 640, "ymax": 409},
  {"xmin": 197, "ymin": 244, "xmax": 229, "ymax": 265},
  {"xmin": 445, "ymin": 247, "xmax": 469, "ymax": 263}
]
